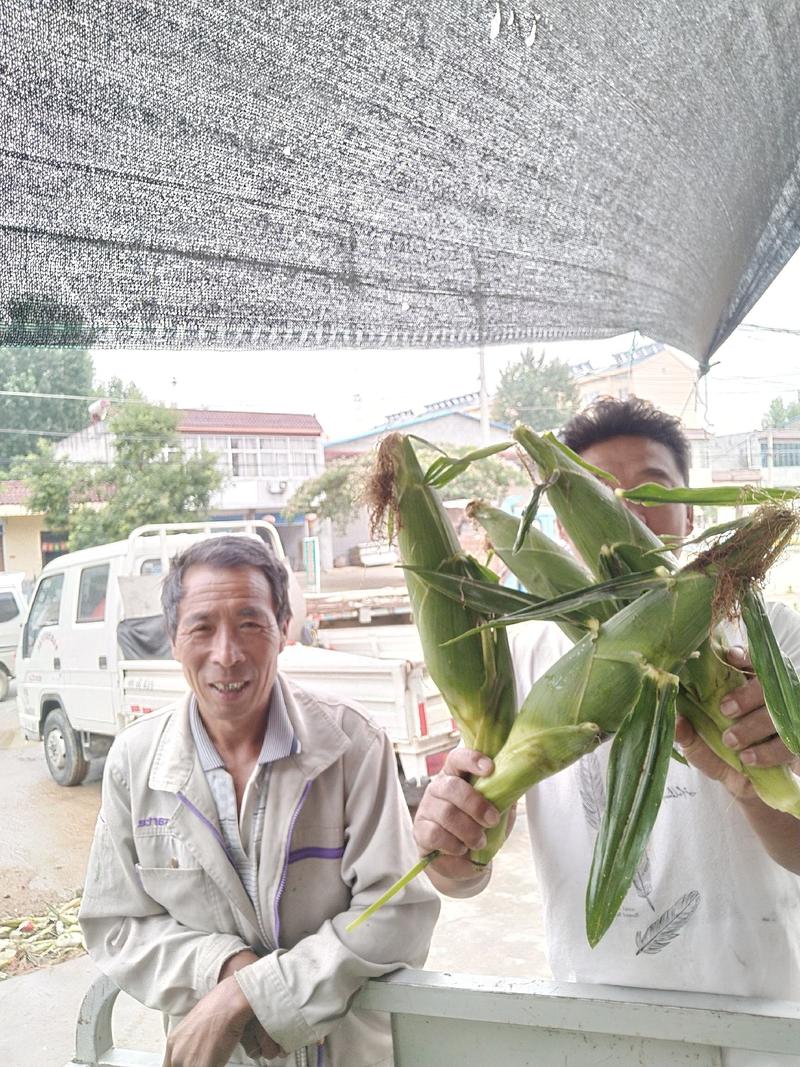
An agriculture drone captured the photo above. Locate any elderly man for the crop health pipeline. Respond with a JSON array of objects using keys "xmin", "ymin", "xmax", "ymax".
[
  {"xmin": 80, "ymin": 535, "xmax": 438, "ymax": 1067},
  {"xmin": 414, "ymin": 398, "xmax": 800, "ymax": 1064}
]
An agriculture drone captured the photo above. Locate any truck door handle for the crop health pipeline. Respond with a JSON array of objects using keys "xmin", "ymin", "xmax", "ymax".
[
  {"xmin": 53, "ymin": 657, "xmax": 61, "ymax": 670},
  {"xmin": 99, "ymin": 656, "xmax": 107, "ymax": 669}
]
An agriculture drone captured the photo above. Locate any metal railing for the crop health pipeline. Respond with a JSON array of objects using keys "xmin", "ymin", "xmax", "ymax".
[{"xmin": 68, "ymin": 969, "xmax": 800, "ymax": 1066}]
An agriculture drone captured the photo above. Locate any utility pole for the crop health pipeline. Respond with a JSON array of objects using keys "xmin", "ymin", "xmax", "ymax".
[{"xmin": 479, "ymin": 347, "xmax": 489, "ymax": 445}]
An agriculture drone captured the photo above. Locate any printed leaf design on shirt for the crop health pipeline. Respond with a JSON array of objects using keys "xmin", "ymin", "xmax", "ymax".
[
  {"xmin": 579, "ymin": 752, "xmax": 655, "ymax": 910},
  {"xmin": 632, "ymin": 851, "xmax": 655, "ymax": 911},
  {"xmin": 635, "ymin": 890, "xmax": 700, "ymax": 955},
  {"xmin": 578, "ymin": 751, "xmax": 605, "ymax": 831}
]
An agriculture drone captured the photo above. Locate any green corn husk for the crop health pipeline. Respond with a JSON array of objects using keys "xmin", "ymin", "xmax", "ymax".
[
  {"xmin": 585, "ymin": 668, "xmax": 678, "ymax": 946},
  {"xmin": 508, "ymin": 427, "xmax": 800, "ymax": 818},
  {"xmin": 678, "ymin": 634, "xmax": 800, "ymax": 817},
  {"xmin": 366, "ymin": 433, "xmax": 517, "ymax": 862},
  {"xmin": 467, "ymin": 501, "xmax": 617, "ymax": 640},
  {"xmin": 620, "ymin": 482, "xmax": 800, "ymax": 507},
  {"xmin": 512, "ymin": 426, "xmax": 675, "ymax": 578},
  {"xmin": 348, "ymin": 507, "xmax": 799, "ymax": 936}
]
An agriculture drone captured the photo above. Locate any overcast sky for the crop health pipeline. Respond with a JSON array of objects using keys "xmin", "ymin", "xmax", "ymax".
[{"xmin": 92, "ymin": 251, "xmax": 800, "ymax": 441}]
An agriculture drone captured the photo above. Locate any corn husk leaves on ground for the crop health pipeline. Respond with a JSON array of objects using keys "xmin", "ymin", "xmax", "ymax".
[{"xmin": 0, "ymin": 895, "xmax": 85, "ymax": 978}]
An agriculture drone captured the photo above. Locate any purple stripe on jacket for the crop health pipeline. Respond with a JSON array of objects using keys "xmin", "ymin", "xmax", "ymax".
[
  {"xmin": 176, "ymin": 791, "xmax": 236, "ymax": 865},
  {"xmin": 288, "ymin": 846, "xmax": 345, "ymax": 864}
]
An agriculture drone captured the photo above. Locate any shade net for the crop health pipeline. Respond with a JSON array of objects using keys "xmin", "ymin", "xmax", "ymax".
[{"xmin": 2, "ymin": 1, "xmax": 799, "ymax": 368}]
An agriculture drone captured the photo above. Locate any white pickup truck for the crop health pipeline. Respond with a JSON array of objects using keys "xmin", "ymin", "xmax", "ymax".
[
  {"xmin": 16, "ymin": 522, "xmax": 456, "ymax": 794},
  {"xmin": 0, "ymin": 572, "xmax": 27, "ymax": 702}
]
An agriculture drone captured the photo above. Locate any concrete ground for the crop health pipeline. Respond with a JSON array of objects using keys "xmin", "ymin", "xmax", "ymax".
[{"xmin": 0, "ymin": 689, "xmax": 550, "ymax": 1067}]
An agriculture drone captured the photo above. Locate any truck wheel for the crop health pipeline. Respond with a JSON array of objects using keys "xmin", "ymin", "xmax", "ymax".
[
  {"xmin": 0, "ymin": 671, "xmax": 9, "ymax": 703},
  {"xmin": 43, "ymin": 708, "xmax": 89, "ymax": 787}
]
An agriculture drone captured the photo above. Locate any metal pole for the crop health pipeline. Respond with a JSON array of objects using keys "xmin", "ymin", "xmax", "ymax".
[{"xmin": 479, "ymin": 348, "xmax": 489, "ymax": 445}]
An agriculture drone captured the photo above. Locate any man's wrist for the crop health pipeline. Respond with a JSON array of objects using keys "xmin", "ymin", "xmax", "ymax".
[
  {"xmin": 220, "ymin": 973, "xmax": 255, "ymax": 1026},
  {"xmin": 218, "ymin": 948, "xmax": 260, "ymax": 983}
]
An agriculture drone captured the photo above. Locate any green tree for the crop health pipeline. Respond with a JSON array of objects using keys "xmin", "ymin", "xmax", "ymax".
[
  {"xmin": 492, "ymin": 347, "xmax": 579, "ymax": 430},
  {"xmin": 17, "ymin": 399, "xmax": 223, "ymax": 550},
  {"xmin": 762, "ymin": 396, "xmax": 800, "ymax": 430},
  {"xmin": 0, "ymin": 295, "xmax": 95, "ymax": 471},
  {"xmin": 287, "ymin": 443, "xmax": 517, "ymax": 532}
]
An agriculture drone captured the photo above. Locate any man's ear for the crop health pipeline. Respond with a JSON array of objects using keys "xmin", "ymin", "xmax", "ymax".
[{"xmin": 279, "ymin": 616, "xmax": 291, "ymax": 652}]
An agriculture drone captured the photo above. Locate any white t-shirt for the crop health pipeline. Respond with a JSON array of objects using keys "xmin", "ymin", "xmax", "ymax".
[{"xmin": 509, "ymin": 605, "xmax": 800, "ymax": 1066}]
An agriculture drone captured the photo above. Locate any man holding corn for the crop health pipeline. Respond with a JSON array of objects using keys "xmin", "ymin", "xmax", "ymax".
[{"xmin": 414, "ymin": 399, "xmax": 800, "ymax": 1047}]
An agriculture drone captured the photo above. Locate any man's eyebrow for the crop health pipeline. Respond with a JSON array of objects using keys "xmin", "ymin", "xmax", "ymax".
[
  {"xmin": 237, "ymin": 606, "xmax": 268, "ymax": 618},
  {"xmin": 639, "ymin": 466, "xmax": 678, "ymax": 481}
]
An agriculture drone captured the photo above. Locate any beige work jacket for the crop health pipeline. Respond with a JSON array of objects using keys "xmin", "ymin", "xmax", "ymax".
[{"xmin": 79, "ymin": 676, "xmax": 439, "ymax": 1066}]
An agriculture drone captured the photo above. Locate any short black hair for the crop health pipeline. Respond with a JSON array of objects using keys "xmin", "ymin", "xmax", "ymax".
[
  {"xmin": 161, "ymin": 535, "xmax": 291, "ymax": 640},
  {"xmin": 560, "ymin": 396, "xmax": 690, "ymax": 483}
]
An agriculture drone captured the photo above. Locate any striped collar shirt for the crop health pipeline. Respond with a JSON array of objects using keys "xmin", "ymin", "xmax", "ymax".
[{"xmin": 189, "ymin": 685, "xmax": 298, "ymax": 907}]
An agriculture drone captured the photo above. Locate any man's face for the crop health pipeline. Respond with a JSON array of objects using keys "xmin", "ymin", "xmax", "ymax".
[
  {"xmin": 577, "ymin": 434, "xmax": 693, "ymax": 543},
  {"xmin": 171, "ymin": 564, "xmax": 289, "ymax": 725}
]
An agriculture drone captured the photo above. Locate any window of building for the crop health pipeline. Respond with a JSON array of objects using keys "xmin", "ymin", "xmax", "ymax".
[
  {"xmin": 181, "ymin": 432, "xmax": 319, "ymax": 480},
  {"xmin": 259, "ymin": 436, "xmax": 290, "ymax": 477},
  {"xmin": 24, "ymin": 573, "xmax": 64, "ymax": 655},
  {"xmin": 691, "ymin": 442, "xmax": 710, "ymax": 468},
  {"xmin": 0, "ymin": 592, "xmax": 19, "ymax": 624},
  {"xmin": 230, "ymin": 436, "xmax": 260, "ymax": 477},
  {"xmin": 289, "ymin": 437, "xmax": 319, "ymax": 477},
  {"xmin": 760, "ymin": 441, "xmax": 800, "ymax": 467},
  {"xmin": 77, "ymin": 564, "xmax": 110, "ymax": 622}
]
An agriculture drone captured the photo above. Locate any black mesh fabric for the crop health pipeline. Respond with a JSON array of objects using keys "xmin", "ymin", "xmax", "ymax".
[{"xmin": 2, "ymin": 2, "xmax": 799, "ymax": 368}]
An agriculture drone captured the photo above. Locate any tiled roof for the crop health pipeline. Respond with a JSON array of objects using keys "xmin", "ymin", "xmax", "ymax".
[
  {"xmin": 0, "ymin": 480, "xmax": 30, "ymax": 506},
  {"xmin": 177, "ymin": 409, "xmax": 322, "ymax": 436}
]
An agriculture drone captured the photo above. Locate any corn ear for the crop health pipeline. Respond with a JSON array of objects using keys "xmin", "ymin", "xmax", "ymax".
[
  {"xmin": 467, "ymin": 501, "xmax": 613, "ymax": 640},
  {"xmin": 679, "ymin": 638, "xmax": 800, "ymax": 817},
  {"xmin": 585, "ymin": 669, "xmax": 678, "ymax": 946},
  {"xmin": 512, "ymin": 426, "xmax": 675, "ymax": 578},
  {"xmin": 741, "ymin": 588, "xmax": 800, "ymax": 754},
  {"xmin": 369, "ymin": 434, "xmax": 516, "ymax": 758},
  {"xmin": 367, "ymin": 433, "xmax": 517, "ymax": 857},
  {"xmin": 512, "ymin": 427, "xmax": 800, "ymax": 819}
]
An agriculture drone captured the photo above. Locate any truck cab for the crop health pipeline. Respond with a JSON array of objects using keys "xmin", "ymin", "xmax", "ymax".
[{"xmin": 0, "ymin": 572, "xmax": 27, "ymax": 701}]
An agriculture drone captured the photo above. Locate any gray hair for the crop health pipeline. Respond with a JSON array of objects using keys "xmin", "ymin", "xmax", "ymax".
[{"xmin": 161, "ymin": 534, "xmax": 291, "ymax": 640}]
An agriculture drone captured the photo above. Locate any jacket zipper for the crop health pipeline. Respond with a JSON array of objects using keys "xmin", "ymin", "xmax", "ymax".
[{"xmin": 273, "ymin": 780, "xmax": 312, "ymax": 945}]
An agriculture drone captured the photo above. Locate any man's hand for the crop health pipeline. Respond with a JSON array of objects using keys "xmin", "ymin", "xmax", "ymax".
[
  {"xmin": 162, "ymin": 975, "xmax": 253, "ymax": 1067},
  {"xmin": 413, "ymin": 748, "xmax": 503, "ymax": 889},
  {"xmin": 676, "ymin": 646, "xmax": 799, "ymax": 800},
  {"xmin": 218, "ymin": 950, "xmax": 283, "ymax": 1062}
]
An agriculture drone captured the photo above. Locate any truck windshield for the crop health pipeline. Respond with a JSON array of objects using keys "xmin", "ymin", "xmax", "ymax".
[{"xmin": 24, "ymin": 573, "xmax": 65, "ymax": 656}]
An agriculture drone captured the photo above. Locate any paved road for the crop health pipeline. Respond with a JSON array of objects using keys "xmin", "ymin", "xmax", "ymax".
[{"xmin": 0, "ymin": 690, "xmax": 104, "ymax": 916}]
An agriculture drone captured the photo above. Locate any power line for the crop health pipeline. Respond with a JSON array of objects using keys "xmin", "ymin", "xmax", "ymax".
[
  {"xmin": 0, "ymin": 388, "xmax": 142, "ymax": 403},
  {"xmin": 739, "ymin": 323, "xmax": 800, "ymax": 336}
]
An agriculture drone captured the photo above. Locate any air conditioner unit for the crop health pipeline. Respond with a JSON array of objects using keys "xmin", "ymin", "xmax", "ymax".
[{"xmin": 268, "ymin": 480, "xmax": 289, "ymax": 494}]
